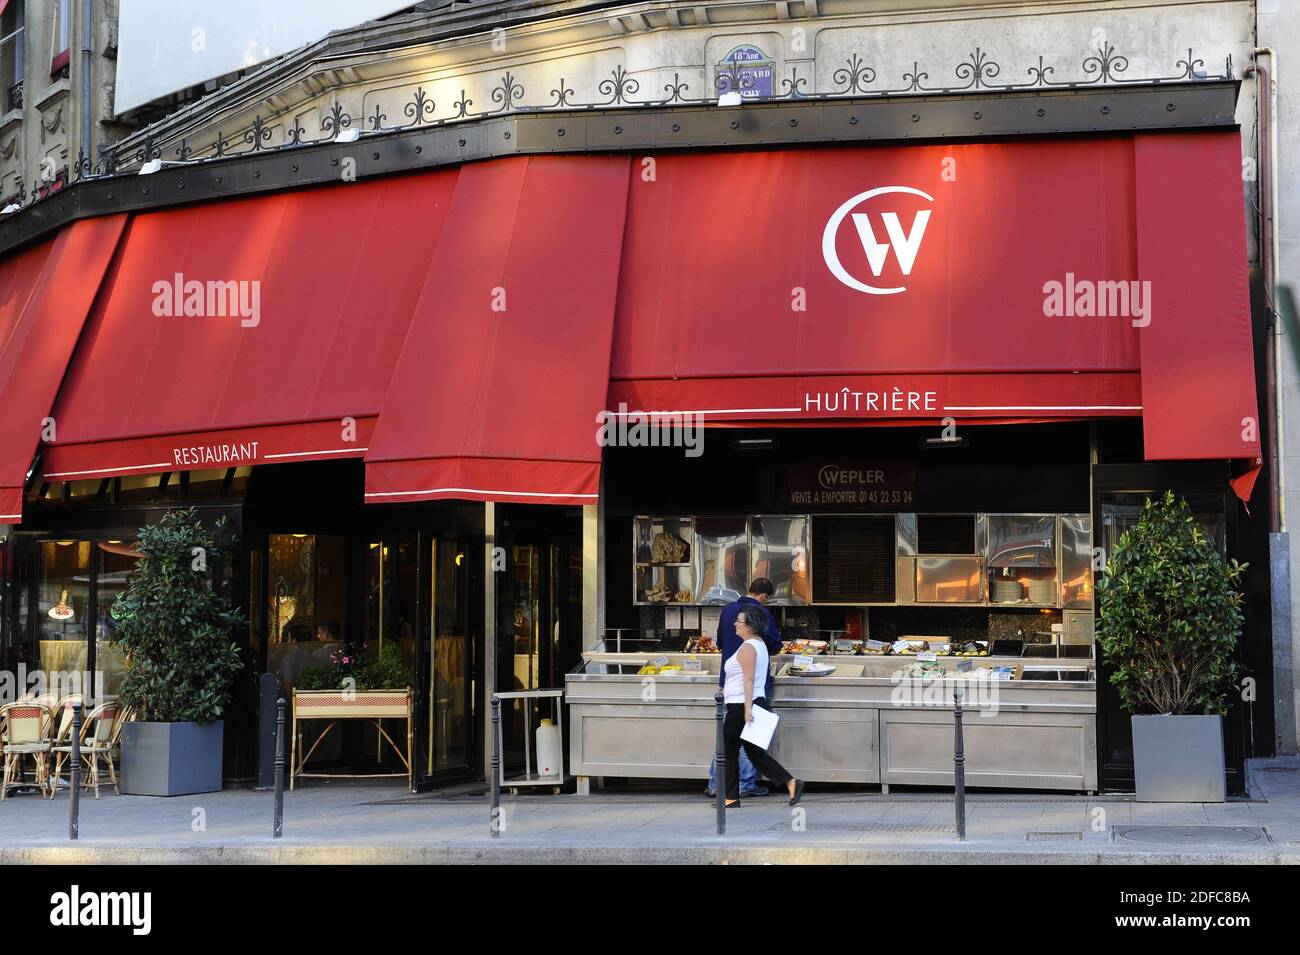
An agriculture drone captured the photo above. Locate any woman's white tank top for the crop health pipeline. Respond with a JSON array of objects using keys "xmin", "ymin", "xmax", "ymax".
[{"xmin": 722, "ymin": 637, "xmax": 769, "ymax": 703}]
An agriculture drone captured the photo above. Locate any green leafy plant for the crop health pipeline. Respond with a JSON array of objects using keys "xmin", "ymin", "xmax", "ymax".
[
  {"xmin": 109, "ymin": 508, "xmax": 246, "ymax": 723},
  {"xmin": 1095, "ymin": 491, "xmax": 1245, "ymax": 716},
  {"xmin": 297, "ymin": 641, "xmax": 410, "ymax": 691}
]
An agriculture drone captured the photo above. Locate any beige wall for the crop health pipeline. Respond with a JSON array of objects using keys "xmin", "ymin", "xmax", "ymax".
[
  {"xmin": 108, "ymin": 0, "xmax": 1256, "ymax": 176},
  {"xmin": 0, "ymin": 0, "xmax": 124, "ymax": 205}
]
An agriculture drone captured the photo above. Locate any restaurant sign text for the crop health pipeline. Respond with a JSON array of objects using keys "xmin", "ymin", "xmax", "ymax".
[{"xmin": 787, "ymin": 461, "xmax": 916, "ymax": 507}]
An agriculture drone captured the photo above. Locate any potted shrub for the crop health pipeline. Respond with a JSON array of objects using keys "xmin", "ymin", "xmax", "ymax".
[
  {"xmin": 109, "ymin": 508, "xmax": 245, "ymax": 796},
  {"xmin": 1095, "ymin": 491, "xmax": 1245, "ymax": 802}
]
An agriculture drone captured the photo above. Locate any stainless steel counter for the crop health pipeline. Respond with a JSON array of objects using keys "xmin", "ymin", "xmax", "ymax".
[{"xmin": 565, "ymin": 654, "xmax": 1097, "ymax": 793}]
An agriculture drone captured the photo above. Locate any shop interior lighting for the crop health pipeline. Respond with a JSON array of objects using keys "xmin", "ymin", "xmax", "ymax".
[{"xmin": 919, "ymin": 434, "xmax": 971, "ymax": 450}]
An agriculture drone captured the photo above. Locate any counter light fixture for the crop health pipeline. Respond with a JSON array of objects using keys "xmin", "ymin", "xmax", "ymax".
[
  {"xmin": 919, "ymin": 435, "xmax": 970, "ymax": 450},
  {"xmin": 732, "ymin": 437, "xmax": 778, "ymax": 451}
]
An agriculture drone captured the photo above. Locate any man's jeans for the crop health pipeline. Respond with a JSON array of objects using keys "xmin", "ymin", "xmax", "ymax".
[{"xmin": 707, "ymin": 744, "xmax": 758, "ymax": 794}]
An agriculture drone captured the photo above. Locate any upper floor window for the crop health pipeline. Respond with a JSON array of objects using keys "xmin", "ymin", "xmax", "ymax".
[
  {"xmin": 50, "ymin": 0, "xmax": 69, "ymax": 76},
  {"xmin": 0, "ymin": 0, "xmax": 24, "ymax": 102}
]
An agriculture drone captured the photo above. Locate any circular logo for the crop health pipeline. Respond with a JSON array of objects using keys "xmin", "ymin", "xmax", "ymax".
[{"xmin": 821, "ymin": 186, "xmax": 934, "ymax": 295}]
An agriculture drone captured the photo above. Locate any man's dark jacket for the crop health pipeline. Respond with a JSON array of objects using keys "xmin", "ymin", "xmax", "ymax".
[{"xmin": 716, "ymin": 596, "xmax": 783, "ymax": 688}]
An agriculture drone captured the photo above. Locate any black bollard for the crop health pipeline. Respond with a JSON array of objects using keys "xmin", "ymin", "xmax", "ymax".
[
  {"xmin": 490, "ymin": 695, "xmax": 501, "ymax": 838},
  {"xmin": 273, "ymin": 698, "xmax": 286, "ymax": 839},
  {"xmin": 68, "ymin": 702, "xmax": 82, "ymax": 841},
  {"xmin": 714, "ymin": 690, "xmax": 725, "ymax": 836},
  {"xmin": 953, "ymin": 688, "xmax": 966, "ymax": 841}
]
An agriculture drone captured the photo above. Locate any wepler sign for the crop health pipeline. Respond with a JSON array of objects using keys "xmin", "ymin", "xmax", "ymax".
[{"xmin": 787, "ymin": 462, "xmax": 916, "ymax": 507}]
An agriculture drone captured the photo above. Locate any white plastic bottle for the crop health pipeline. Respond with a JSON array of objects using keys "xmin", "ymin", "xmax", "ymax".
[{"xmin": 536, "ymin": 718, "xmax": 562, "ymax": 778}]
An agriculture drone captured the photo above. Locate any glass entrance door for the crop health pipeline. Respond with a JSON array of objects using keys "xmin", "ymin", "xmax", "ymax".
[
  {"xmin": 495, "ymin": 514, "xmax": 583, "ymax": 775},
  {"xmin": 428, "ymin": 537, "xmax": 472, "ymax": 774}
]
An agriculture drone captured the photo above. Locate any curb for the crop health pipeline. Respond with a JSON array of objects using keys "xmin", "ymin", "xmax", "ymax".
[{"xmin": 4, "ymin": 843, "xmax": 1300, "ymax": 865}]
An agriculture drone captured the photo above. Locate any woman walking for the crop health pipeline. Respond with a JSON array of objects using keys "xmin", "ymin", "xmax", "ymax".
[{"xmin": 723, "ymin": 605, "xmax": 804, "ymax": 809}]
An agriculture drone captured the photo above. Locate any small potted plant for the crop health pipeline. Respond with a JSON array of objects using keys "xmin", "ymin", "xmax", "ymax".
[
  {"xmin": 109, "ymin": 508, "xmax": 245, "ymax": 796},
  {"xmin": 1095, "ymin": 491, "xmax": 1245, "ymax": 802}
]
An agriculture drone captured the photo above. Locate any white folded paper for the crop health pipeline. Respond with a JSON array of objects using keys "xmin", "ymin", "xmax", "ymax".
[{"xmin": 740, "ymin": 704, "xmax": 779, "ymax": 750}]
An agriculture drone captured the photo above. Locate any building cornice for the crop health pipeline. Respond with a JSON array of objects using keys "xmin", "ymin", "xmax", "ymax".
[{"xmin": 1, "ymin": 80, "xmax": 1239, "ymax": 257}]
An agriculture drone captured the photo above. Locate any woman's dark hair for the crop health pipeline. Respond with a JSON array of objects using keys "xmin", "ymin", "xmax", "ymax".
[{"xmin": 738, "ymin": 605, "xmax": 768, "ymax": 637}]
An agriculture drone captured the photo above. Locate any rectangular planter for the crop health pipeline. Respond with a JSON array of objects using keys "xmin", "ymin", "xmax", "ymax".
[
  {"xmin": 120, "ymin": 720, "xmax": 224, "ymax": 796},
  {"xmin": 292, "ymin": 689, "xmax": 411, "ymax": 719},
  {"xmin": 1131, "ymin": 714, "xmax": 1225, "ymax": 802}
]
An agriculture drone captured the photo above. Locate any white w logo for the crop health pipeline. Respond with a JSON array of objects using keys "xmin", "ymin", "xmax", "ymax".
[{"xmin": 822, "ymin": 186, "xmax": 934, "ymax": 295}]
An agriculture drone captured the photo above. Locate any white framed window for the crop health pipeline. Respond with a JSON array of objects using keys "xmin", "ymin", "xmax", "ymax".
[
  {"xmin": 0, "ymin": 0, "xmax": 24, "ymax": 96},
  {"xmin": 51, "ymin": 0, "xmax": 69, "ymax": 75}
]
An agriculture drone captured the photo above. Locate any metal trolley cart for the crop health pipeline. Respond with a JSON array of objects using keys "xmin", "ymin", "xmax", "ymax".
[{"xmin": 494, "ymin": 689, "xmax": 567, "ymax": 795}]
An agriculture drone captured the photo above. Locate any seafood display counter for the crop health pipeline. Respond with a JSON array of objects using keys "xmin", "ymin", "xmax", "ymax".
[{"xmin": 565, "ymin": 648, "xmax": 1097, "ymax": 794}]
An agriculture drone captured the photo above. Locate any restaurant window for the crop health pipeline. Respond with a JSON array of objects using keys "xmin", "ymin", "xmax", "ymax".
[
  {"xmin": 1100, "ymin": 492, "xmax": 1227, "ymax": 561},
  {"xmin": 67, "ymin": 479, "xmax": 107, "ymax": 501},
  {"xmin": 430, "ymin": 536, "xmax": 472, "ymax": 773},
  {"xmin": 184, "ymin": 468, "xmax": 229, "ymax": 500},
  {"xmin": 94, "ymin": 540, "xmax": 140, "ymax": 697},
  {"xmin": 267, "ymin": 534, "xmax": 348, "ymax": 693},
  {"xmin": 117, "ymin": 473, "xmax": 163, "ymax": 503},
  {"xmin": 227, "ymin": 466, "xmax": 253, "ymax": 497},
  {"xmin": 36, "ymin": 540, "xmax": 91, "ymax": 700}
]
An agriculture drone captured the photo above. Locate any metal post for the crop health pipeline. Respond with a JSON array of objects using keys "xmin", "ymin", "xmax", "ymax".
[
  {"xmin": 490, "ymin": 695, "xmax": 502, "ymax": 838},
  {"xmin": 273, "ymin": 698, "xmax": 285, "ymax": 838},
  {"xmin": 714, "ymin": 690, "xmax": 725, "ymax": 836},
  {"xmin": 953, "ymin": 688, "xmax": 966, "ymax": 841},
  {"xmin": 68, "ymin": 703, "xmax": 82, "ymax": 841}
]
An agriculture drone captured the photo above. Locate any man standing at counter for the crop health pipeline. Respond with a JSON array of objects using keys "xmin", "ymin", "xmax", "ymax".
[{"xmin": 706, "ymin": 578, "xmax": 784, "ymax": 798}]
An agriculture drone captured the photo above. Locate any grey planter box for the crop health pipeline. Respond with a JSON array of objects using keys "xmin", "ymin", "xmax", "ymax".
[
  {"xmin": 120, "ymin": 721, "xmax": 224, "ymax": 796},
  {"xmin": 1131, "ymin": 714, "xmax": 1225, "ymax": 802}
]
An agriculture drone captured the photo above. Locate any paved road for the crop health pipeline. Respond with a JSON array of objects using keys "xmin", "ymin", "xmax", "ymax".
[{"xmin": 3, "ymin": 758, "xmax": 1300, "ymax": 863}]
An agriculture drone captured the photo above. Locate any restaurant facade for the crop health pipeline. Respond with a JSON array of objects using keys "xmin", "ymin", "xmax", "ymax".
[{"xmin": 0, "ymin": 0, "xmax": 1280, "ymax": 794}]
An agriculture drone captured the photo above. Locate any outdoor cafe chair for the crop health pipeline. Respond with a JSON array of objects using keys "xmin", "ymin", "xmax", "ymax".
[
  {"xmin": 51, "ymin": 701, "xmax": 122, "ymax": 799},
  {"xmin": 0, "ymin": 702, "xmax": 53, "ymax": 800}
]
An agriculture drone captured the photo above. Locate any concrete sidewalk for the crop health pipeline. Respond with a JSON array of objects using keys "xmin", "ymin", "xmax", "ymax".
[{"xmin": 3, "ymin": 758, "xmax": 1300, "ymax": 864}]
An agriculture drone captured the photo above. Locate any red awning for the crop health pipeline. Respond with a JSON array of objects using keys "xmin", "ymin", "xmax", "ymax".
[
  {"xmin": 5, "ymin": 128, "xmax": 1257, "ymax": 520},
  {"xmin": 609, "ymin": 135, "xmax": 1257, "ymax": 460},
  {"xmin": 364, "ymin": 155, "xmax": 631, "ymax": 506},
  {"xmin": 1135, "ymin": 132, "xmax": 1260, "ymax": 460},
  {"xmin": 44, "ymin": 169, "xmax": 460, "ymax": 483},
  {"xmin": 0, "ymin": 215, "xmax": 127, "ymax": 522}
]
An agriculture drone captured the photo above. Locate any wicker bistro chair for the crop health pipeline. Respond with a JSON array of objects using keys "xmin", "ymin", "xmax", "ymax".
[
  {"xmin": 0, "ymin": 702, "xmax": 53, "ymax": 799},
  {"xmin": 44, "ymin": 695, "xmax": 86, "ymax": 796},
  {"xmin": 51, "ymin": 701, "xmax": 122, "ymax": 799}
]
